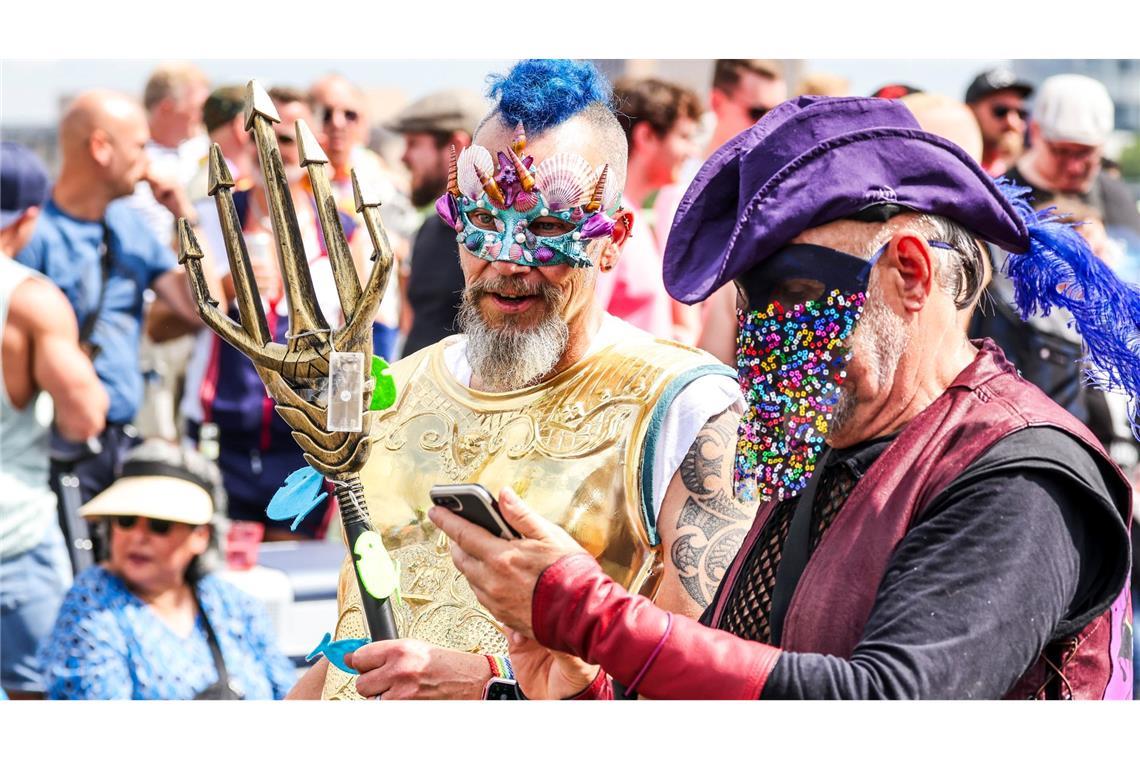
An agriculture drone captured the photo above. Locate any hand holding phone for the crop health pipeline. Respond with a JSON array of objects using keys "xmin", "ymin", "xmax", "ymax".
[{"xmin": 429, "ymin": 484, "xmax": 521, "ymax": 540}]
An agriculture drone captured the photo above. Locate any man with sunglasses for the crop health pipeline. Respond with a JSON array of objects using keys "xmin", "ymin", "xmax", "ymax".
[
  {"xmin": 965, "ymin": 67, "xmax": 1034, "ymax": 178},
  {"xmin": 706, "ymin": 59, "xmax": 787, "ymax": 160},
  {"xmin": 309, "ymin": 74, "xmax": 417, "ymax": 361},
  {"xmin": 435, "ymin": 95, "xmax": 1134, "ymax": 700},
  {"xmin": 696, "ymin": 60, "xmax": 789, "ymax": 366}
]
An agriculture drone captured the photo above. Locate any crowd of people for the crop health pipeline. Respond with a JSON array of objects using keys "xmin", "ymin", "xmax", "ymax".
[{"xmin": 1, "ymin": 58, "xmax": 1137, "ymax": 700}]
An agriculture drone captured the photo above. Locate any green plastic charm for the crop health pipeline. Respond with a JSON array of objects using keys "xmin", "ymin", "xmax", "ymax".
[
  {"xmin": 369, "ymin": 356, "xmax": 397, "ymax": 411},
  {"xmin": 353, "ymin": 530, "xmax": 401, "ymax": 604}
]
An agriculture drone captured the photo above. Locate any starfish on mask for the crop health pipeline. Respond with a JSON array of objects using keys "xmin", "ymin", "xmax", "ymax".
[{"xmin": 435, "ymin": 124, "xmax": 621, "ymax": 268}]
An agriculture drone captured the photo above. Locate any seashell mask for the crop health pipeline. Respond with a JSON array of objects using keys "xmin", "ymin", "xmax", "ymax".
[{"xmin": 434, "ymin": 125, "xmax": 622, "ymax": 268}]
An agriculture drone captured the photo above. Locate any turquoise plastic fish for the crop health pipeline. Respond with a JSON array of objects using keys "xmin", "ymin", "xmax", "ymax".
[
  {"xmin": 306, "ymin": 632, "xmax": 370, "ymax": 675},
  {"xmin": 266, "ymin": 466, "xmax": 328, "ymax": 531}
]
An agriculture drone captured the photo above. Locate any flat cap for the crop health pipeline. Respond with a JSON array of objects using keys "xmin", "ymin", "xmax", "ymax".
[{"xmin": 386, "ymin": 89, "xmax": 487, "ymax": 136}]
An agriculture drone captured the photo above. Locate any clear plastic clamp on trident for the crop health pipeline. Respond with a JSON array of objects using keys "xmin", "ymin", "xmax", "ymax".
[{"xmin": 178, "ymin": 80, "xmax": 399, "ymax": 641}]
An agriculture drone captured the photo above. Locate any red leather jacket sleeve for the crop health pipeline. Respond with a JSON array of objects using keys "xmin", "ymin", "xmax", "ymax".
[{"xmin": 533, "ymin": 553, "xmax": 781, "ymax": 700}]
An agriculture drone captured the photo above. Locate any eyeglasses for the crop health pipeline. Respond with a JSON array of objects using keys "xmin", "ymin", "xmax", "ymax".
[
  {"xmin": 320, "ymin": 106, "xmax": 359, "ymax": 125},
  {"xmin": 991, "ymin": 104, "xmax": 1029, "ymax": 121},
  {"xmin": 113, "ymin": 515, "xmax": 176, "ymax": 535},
  {"xmin": 1043, "ymin": 141, "xmax": 1099, "ymax": 163}
]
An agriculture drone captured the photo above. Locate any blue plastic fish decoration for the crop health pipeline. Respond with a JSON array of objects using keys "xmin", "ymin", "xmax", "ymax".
[
  {"xmin": 266, "ymin": 466, "xmax": 328, "ymax": 531},
  {"xmin": 306, "ymin": 632, "xmax": 370, "ymax": 675}
]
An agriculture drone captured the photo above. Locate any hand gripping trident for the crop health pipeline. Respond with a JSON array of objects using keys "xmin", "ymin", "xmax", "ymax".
[{"xmin": 178, "ymin": 80, "xmax": 398, "ymax": 641}]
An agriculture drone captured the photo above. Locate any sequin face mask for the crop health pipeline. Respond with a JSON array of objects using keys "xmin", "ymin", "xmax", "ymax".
[
  {"xmin": 434, "ymin": 124, "xmax": 621, "ymax": 268},
  {"xmin": 733, "ymin": 243, "xmax": 884, "ymax": 503}
]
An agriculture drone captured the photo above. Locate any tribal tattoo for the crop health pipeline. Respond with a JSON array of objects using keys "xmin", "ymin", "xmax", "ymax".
[{"xmin": 669, "ymin": 410, "xmax": 755, "ymax": 608}]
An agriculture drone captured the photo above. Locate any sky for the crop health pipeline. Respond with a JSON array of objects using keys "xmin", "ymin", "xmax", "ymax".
[{"xmin": 1, "ymin": 58, "xmax": 1008, "ymax": 127}]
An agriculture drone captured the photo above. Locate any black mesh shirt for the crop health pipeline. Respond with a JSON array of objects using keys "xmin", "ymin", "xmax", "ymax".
[{"xmin": 710, "ymin": 442, "xmax": 880, "ymax": 643}]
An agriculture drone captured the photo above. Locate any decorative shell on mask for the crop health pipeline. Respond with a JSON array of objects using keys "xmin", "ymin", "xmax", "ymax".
[
  {"xmin": 457, "ymin": 145, "xmax": 495, "ymax": 199},
  {"xmin": 593, "ymin": 164, "xmax": 620, "ymax": 211},
  {"xmin": 535, "ymin": 153, "xmax": 594, "ymax": 211},
  {"xmin": 513, "ymin": 191, "xmax": 539, "ymax": 212}
]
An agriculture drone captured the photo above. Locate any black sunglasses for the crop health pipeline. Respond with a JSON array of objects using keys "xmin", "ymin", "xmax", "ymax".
[
  {"xmin": 748, "ymin": 105, "xmax": 771, "ymax": 122},
  {"xmin": 991, "ymin": 104, "xmax": 1029, "ymax": 120},
  {"xmin": 274, "ymin": 132, "xmax": 296, "ymax": 145},
  {"xmin": 321, "ymin": 107, "xmax": 359, "ymax": 125},
  {"xmin": 113, "ymin": 515, "xmax": 176, "ymax": 535}
]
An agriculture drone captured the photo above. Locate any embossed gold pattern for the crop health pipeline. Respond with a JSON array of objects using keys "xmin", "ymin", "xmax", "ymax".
[{"xmin": 322, "ymin": 335, "xmax": 720, "ymax": 699}]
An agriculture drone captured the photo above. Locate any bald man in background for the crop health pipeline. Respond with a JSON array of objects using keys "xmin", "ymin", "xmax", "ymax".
[
  {"xmin": 16, "ymin": 90, "xmax": 204, "ymax": 511},
  {"xmin": 901, "ymin": 92, "xmax": 984, "ymax": 162}
]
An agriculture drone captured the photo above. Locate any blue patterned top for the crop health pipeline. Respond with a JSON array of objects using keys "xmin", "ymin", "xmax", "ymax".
[{"xmin": 40, "ymin": 567, "xmax": 295, "ymax": 700}]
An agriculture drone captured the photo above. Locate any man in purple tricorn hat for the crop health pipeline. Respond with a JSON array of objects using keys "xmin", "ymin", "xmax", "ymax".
[{"xmin": 432, "ymin": 95, "xmax": 1135, "ymax": 699}]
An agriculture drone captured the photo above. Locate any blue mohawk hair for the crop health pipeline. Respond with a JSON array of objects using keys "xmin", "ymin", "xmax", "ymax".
[
  {"xmin": 998, "ymin": 179, "xmax": 1140, "ymax": 438},
  {"xmin": 486, "ymin": 59, "xmax": 612, "ymax": 133}
]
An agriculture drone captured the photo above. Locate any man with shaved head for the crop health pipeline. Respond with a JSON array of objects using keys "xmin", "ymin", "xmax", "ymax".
[
  {"xmin": 16, "ymin": 89, "xmax": 203, "ymax": 514},
  {"xmin": 284, "ymin": 60, "xmax": 750, "ymax": 701}
]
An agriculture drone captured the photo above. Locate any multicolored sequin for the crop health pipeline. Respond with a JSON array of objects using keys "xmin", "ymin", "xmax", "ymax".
[{"xmin": 734, "ymin": 289, "xmax": 866, "ymax": 503}]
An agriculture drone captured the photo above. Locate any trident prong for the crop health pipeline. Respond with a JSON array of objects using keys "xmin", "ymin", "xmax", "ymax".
[
  {"xmin": 178, "ymin": 218, "xmax": 285, "ymax": 367},
  {"xmin": 297, "ymin": 118, "xmax": 362, "ymax": 320},
  {"xmin": 245, "ymin": 79, "xmax": 328, "ymax": 346},
  {"xmin": 208, "ymin": 144, "xmax": 270, "ymax": 346},
  {"xmin": 336, "ymin": 169, "xmax": 394, "ymax": 354},
  {"xmin": 177, "ymin": 80, "xmax": 399, "ymax": 478}
]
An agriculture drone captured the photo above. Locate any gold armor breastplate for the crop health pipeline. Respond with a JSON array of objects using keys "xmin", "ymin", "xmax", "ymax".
[{"xmin": 322, "ymin": 333, "xmax": 726, "ymax": 699}]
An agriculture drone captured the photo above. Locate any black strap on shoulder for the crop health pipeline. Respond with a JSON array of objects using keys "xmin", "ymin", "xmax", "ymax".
[
  {"xmin": 767, "ymin": 448, "xmax": 832, "ymax": 647},
  {"xmin": 192, "ymin": 586, "xmax": 244, "ymax": 700},
  {"xmin": 78, "ymin": 222, "xmax": 114, "ymax": 349}
]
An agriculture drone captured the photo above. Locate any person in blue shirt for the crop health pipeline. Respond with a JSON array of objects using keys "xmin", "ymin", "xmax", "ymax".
[
  {"xmin": 15, "ymin": 90, "xmax": 204, "ymax": 510},
  {"xmin": 38, "ymin": 440, "xmax": 296, "ymax": 700}
]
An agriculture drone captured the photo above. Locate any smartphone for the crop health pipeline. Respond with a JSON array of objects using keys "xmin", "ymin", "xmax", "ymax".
[{"xmin": 429, "ymin": 484, "xmax": 520, "ymax": 539}]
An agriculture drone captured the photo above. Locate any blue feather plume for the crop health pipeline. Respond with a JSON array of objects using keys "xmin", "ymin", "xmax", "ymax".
[{"xmin": 997, "ymin": 178, "xmax": 1140, "ymax": 437}]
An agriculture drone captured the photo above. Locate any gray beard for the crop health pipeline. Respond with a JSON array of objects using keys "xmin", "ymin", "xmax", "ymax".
[
  {"xmin": 829, "ymin": 291, "xmax": 910, "ymax": 439},
  {"xmin": 457, "ymin": 281, "xmax": 570, "ymax": 392}
]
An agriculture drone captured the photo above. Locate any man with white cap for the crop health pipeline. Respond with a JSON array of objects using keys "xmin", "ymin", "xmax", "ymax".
[
  {"xmin": 976, "ymin": 75, "xmax": 1140, "ymax": 449},
  {"xmin": 1006, "ymin": 73, "xmax": 1140, "ymax": 235}
]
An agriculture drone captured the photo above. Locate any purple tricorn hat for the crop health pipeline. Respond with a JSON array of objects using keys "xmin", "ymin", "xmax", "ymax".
[{"xmin": 663, "ymin": 96, "xmax": 1030, "ymax": 304}]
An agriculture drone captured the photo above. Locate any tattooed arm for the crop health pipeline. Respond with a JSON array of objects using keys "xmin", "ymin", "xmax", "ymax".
[{"xmin": 654, "ymin": 409, "xmax": 758, "ymax": 619}]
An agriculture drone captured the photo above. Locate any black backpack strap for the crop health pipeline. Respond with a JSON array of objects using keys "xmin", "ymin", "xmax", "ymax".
[
  {"xmin": 767, "ymin": 449, "xmax": 832, "ymax": 647},
  {"xmin": 78, "ymin": 222, "xmax": 114, "ymax": 352}
]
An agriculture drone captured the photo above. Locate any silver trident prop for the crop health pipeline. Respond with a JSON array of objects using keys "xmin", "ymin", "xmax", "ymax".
[{"xmin": 178, "ymin": 80, "xmax": 398, "ymax": 641}]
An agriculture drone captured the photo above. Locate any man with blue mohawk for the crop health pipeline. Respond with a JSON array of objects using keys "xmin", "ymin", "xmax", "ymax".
[
  {"xmin": 290, "ymin": 59, "xmax": 750, "ymax": 700},
  {"xmin": 437, "ymin": 94, "xmax": 1134, "ymax": 699}
]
